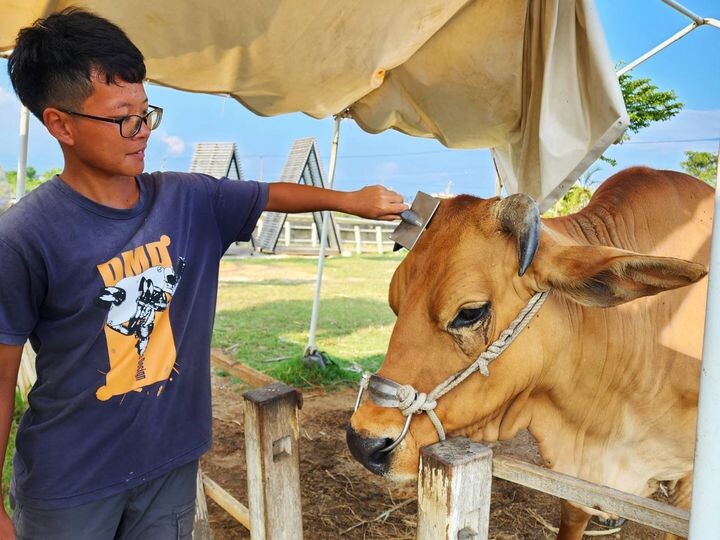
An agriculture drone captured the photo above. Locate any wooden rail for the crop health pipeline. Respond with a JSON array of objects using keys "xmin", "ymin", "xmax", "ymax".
[
  {"xmin": 210, "ymin": 348, "xmax": 277, "ymax": 387},
  {"xmin": 418, "ymin": 438, "xmax": 690, "ymax": 539},
  {"xmin": 256, "ymin": 214, "xmax": 397, "ymax": 254}
]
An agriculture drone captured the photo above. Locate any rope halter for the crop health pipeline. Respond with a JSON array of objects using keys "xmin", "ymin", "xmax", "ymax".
[{"xmin": 353, "ymin": 290, "xmax": 549, "ymax": 453}]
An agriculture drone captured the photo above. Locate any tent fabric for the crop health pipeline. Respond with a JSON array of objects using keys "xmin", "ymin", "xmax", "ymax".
[{"xmin": 0, "ymin": 0, "xmax": 628, "ymax": 209}]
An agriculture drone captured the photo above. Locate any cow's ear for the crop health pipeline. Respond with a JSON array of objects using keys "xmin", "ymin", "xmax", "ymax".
[{"xmin": 535, "ymin": 245, "xmax": 707, "ymax": 307}]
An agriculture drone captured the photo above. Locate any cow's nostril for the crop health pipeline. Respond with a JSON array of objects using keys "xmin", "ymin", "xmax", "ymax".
[{"xmin": 346, "ymin": 425, "xmax": 392, "ymax": 476}]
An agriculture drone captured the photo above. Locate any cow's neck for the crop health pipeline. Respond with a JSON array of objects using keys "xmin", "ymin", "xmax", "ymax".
[{"xmin": 523, "ymin": 294, "xmax": 698, "ymax": 489}]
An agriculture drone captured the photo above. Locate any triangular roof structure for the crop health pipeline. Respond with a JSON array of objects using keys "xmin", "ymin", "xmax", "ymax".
[
  {"xmin": 189, "ymin": 142, "xmax": 243, "ymax": 179},
  {"xmin": 256, "ymin": 138, "xmax": 343, "ymax": 254}
]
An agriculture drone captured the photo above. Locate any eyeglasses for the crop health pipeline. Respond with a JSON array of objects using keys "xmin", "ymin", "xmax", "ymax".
[{"xmin": 59, "ymin": 105, "xmax": 163, "ymax": 138}]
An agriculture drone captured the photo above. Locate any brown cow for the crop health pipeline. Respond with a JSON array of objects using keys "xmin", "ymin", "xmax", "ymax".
[{"xmin": 347, "ymin": 167, "xmax": 712, "ymax": 539}]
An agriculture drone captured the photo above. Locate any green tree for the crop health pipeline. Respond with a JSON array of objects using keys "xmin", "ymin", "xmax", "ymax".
[
  {"xmin": 4, "ymin": 166, "xmax": 60, "ymax": 193},
  {"xmin": 619, "ymin": 73, "xmax": 683, "ymax": 138},
  {"xmin": 40, "ymin": 167, "xmax": 62, "ymax": 182},
  {"xmin": 544, "ymin": 167, "xmax": 601, "ymax": 217},
  {"xmin": 599, "ymin": 72, "xmax": 683, "ymax": 167},
  {"xmin": 680, "ymin": 151, "xmax": 717, "ymax": 188}
]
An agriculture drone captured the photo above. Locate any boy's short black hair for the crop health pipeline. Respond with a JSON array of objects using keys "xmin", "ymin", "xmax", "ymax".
[{"xmin": 8, "ymin": 7, "xmax": 146, "ymax": 121}]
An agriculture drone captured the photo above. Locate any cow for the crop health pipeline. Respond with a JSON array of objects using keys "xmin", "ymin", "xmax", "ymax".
[{"xmin": 347, "ymin": 167, "xmax": 712, "ymax": 540}]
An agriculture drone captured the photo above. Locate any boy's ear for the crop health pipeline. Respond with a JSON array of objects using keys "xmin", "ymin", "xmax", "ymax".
[
  {"xmin": 43, "ymin": 108, "xmax": 75, "ymax": 145},
  {"xmin": 532, "ymin": 244, "xmax": 707, "ymax": 308}
]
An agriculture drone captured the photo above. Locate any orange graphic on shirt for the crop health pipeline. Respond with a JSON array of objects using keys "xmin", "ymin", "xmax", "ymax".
[{"xmin": 95, "ymin": 235, "xmax": 185, "ymax": 401}]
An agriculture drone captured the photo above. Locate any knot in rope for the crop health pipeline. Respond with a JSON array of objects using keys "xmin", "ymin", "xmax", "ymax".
[{"xmin": 397, "ymin": 385, "xmax": 437, "ymax": 417}]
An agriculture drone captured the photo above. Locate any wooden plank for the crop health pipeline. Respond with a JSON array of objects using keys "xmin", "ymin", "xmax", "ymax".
[
  {"xmin": 17, "ymin": 343, "xmax": 37, "ymax": 400},
  {"xmin": 210, "ymin": 348, "xmax": 277, "ymax": 388},
  {"xmin": 193, "ymin": 466, "xmax": 213, "ymax": 540},
  {"xmin": 202, "ymin": 473, "xmax": 251, "ymax": 530},
  {"xmin": 244, "ymin": 383, "xmax": 304, "ymax": 540},
  {"xmin": 417, "ymin": 438, "xmax": 493, "ymax": 540},
  {"xmin": 492, "ymin": 454, "xmax": 689, "ymax": 537}
]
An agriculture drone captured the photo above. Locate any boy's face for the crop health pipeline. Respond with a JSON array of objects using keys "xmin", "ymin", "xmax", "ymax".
[{"xmin": 66, "ymin": 72, "xmax": 150, "ymax": 179}]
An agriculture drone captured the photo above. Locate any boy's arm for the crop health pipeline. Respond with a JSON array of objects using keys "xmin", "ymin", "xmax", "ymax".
[
  {"xmin": 266, "ymin": 183, "xmax": 407, "ymax": 221},
  {"xmin": 0, "ymin": 344, "xmax": 21, "ymax": 539}
]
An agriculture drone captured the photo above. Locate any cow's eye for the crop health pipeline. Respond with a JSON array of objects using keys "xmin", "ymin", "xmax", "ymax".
[{"xmin": 449, "ymin": 303, "xmax": 490, "ymax": 329}]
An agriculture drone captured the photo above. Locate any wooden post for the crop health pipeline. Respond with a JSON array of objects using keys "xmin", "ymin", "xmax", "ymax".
[
  {"xmin": 375, "ymin": 226, "xmax": 383, "ymax": 254},
  {"xmin": 354, "ymin": 225, "xmax": 362, "ymax": 253},
  {"xmin": 417, "ymin": 438, "xmax": 493, "ymax": 540},
  {"xmin": 17, "ymin": 343, "xmax": 37, "ymax": 400},
  {"xmin": 243, "ymin": 383, "xmax": 303, "ymax": 540},
  {"xmin": 193, "ymin": 466, "xmax": 213, "ymax": 540}
]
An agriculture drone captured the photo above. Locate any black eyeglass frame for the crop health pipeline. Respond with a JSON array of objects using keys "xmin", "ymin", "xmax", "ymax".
[{"xmin": 59, "ymin": 105, "xmax": 163, "ymax": 138}]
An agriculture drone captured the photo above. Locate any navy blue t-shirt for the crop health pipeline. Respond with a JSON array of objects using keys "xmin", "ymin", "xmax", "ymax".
[{"xmin": 0, "ymin": 172, "xmax": 268, "ymax": 508}]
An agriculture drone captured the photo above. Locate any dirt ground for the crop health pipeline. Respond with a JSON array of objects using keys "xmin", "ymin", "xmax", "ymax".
[{"xmin": 202, "ymin": 373, "xmax": 664, "ymax": 539}]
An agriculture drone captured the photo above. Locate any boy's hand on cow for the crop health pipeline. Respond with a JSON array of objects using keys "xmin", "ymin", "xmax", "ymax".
[{"xmin": 345, "ymin": 185, "xmax": 408, "ymax": 221}]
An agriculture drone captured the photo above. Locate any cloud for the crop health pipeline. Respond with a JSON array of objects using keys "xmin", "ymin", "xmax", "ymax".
[
  {"xmin": 376, "ymin": 161, "xmax": 400, "ymax": 178},
  {"xmin": 0, "ymin": 86, "xmax": 15, "ymax": 107},
  {"xmin": 159, "ymin": 134, "xmax": 185, "ymax": 156}
]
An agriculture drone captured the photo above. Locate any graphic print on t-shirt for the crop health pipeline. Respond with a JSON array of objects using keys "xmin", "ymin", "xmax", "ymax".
[{"xmin": 95, "ymin": 235, "xmax": 185, "ymax": 401}]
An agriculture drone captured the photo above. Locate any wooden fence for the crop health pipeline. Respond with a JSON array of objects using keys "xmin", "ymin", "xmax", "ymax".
[
  {"xmin": 418, "ymin": 437, "xmax": 690, "ymax": 539},
  {"xmin": 255, "ymin": 214, "xmax": 397, "ymax": 254}
]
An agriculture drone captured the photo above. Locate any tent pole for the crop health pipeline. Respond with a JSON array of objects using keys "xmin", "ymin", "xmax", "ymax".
[
  {"xmin": 616, "ymin": 22, "xmax": 700, "ymax": 76},
  {"xmin": 16, "ymin": 105, "xmax": 29, "ymax": 200},
  {"xmin": 305, "ymin": 114, "xmax": 342, "ymax": 362},
  {"xmin": 688, "ymin": 148, "xmax": 720, "ymax": 539},
  {"xmin": 660, "ymin": 0, "xmax": 703, "ymax": 23},
  {"xmin": 617, "ymin": 1, "xmax": 718, "ymax": 77}
]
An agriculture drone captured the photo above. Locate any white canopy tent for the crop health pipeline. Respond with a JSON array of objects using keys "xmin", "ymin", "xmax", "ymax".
[
  {"xmin": 1, "ymin": 0, "xmax": 718, "ymax": 535},
  {"xmin": 1, "ymin": 0, "xmax": 628, "ymax": 208}
]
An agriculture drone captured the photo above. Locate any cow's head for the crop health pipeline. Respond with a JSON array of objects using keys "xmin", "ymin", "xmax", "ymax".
[{"xmin": 347, "ymin": 194, "xmax": 706, "ymax": 480}]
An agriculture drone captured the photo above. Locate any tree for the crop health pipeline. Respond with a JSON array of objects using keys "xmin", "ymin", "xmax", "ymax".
[
  {"xmin": 4, "ymin": 166, "xmax": 61, "ymax": 193},
  {"xmin": 40, "ymin": 167, "xmax": 62, "ymax": 182},
  {"xmin": 544, "ymin": 167, "xmax": 601, "ymax": 217},
  {"xmin": 680, "ymin": 151, "xmax": 717, "ymax": 188},
  {"xmin": 619, "ymin": 73, "xmax": 683, "ymax": 138}
]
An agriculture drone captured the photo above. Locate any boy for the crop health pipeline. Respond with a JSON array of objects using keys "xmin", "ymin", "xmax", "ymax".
[{"xmin": 0, "ymin": 8, "xmax": 406, "ymax": 539}]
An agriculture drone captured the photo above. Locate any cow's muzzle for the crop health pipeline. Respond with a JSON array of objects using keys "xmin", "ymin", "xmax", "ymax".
[{"xmin": 345, "ymin": 425, "xmax": 393, "ymax": 475}]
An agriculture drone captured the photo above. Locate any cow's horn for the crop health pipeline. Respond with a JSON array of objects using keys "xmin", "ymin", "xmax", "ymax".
[{"xmin": 495, "ymin": 194, "xmax": 540, "ymax": 276}]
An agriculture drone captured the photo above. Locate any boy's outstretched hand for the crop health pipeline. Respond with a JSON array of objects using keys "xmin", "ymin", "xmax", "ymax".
[
  {"xmin": 265, "ymin": 182, "xmax": 408, "ymax": 220},
  {"xmin": 344, "ymin": 185, "xmax": 407, "ymax": 221}
]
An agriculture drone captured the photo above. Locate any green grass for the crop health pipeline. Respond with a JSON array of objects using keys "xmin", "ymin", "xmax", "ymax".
[
  {"xmin": 3, "ymin": 391, "xmax": 27, "ymax": 515},
  {"xmin": 213, "ymin": 252, "xmax": 404, "ymax": 387}
]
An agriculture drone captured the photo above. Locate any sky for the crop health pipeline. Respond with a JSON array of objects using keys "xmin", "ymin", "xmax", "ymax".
[{"xmin": 0, "ymin": 0, "xmax": 718, "ymax": 202}]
